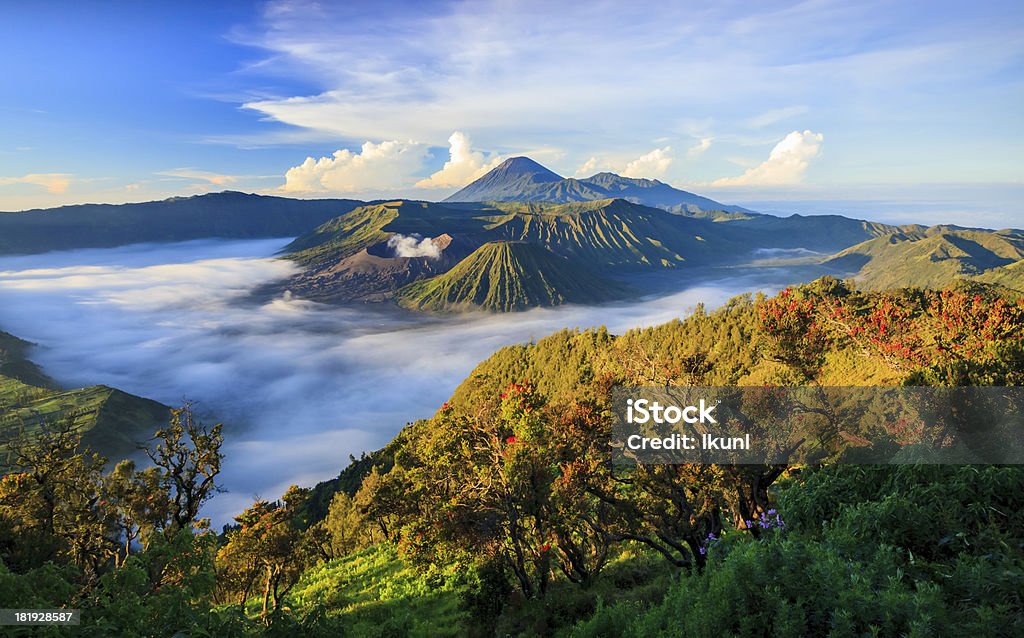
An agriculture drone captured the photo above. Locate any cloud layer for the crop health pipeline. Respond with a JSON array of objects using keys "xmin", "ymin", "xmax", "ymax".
[
  {"xmin": 228, "ymin": 0, "xmax": 1022, "ymax": 193},
  {"xmin": 280, "ymin": 131, "xmax": 504, "ymax": 197},
  {"xmin": 0, "ymin": 238, "xmax": 809, "ymax": 523}
]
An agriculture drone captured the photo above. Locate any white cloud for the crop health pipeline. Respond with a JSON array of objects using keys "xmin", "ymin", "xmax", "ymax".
[
  {"xmin": 158, "ymin": 168, "xmax": 240, "ymax": 187},
  {"xmin": 574, "ymin": 147, "xmax": 675, "ymax": 179},
  {"xmin": 215, "ymin": 0, "xmax": 1024, "ymax": 193},
  {"xmin": 573, "ymin": 156, "xmax": 612, "ymax": 177},
  {"xmin": 281, "ymin": 140, "xmax": 429, "ymax": 194},
  {"xmin": 415, "ymin": 131, "xmax": 502, "ymax": 189},
  {"xmin": 712, "ymin": 131, "xmax": 823, "ymax": 186},
  {"xmin": 0, "ymin": 173, "xmax": 72, "ymax": 193},
  {"xmin": 622, "ymin": 147, "xmax": 673, "ymax": 179},
  {"xmin": 687, "ymin": 137, "xmax": 713, "ymax": 158}
]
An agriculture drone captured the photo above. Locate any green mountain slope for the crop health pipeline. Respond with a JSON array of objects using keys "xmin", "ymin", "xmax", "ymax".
[
  {"xmin": 826, "ymin": 227, "xmax": 1024, "ymax": 291},
  {"xmin": 281, "ymin": 196, "xmax": 913, "ymax": 309},
  {"xmin": 0, "ymin": 191, "xmax": 364, "ymax": 255},
  {"xmin": 733, "ymin": 214, "xmax": 904, "ymax": 253},
  {"xmin": 286, "ymin": 201, "xmax": 490, "ymax": 267},
  {"xmin": 283, "ymin": 198, "xmax": 748, "ymax": 305},
  {"xmin": 0, "ymin": 331, "xmax": 54, "ymax": 389},
  {"xmin": 0, "ymin": 331, "xmax": 169, "ymax": 460},
  {"xmin": 481, "ymin": 199, "xmax": 745, "ymax": 268},
  {"xmin": 395, "ymin": 241, "xmax": 626, "ymax": 312},
  {"xmin": 974, "ymin": 258, "xmax": 1024, "ymax": 293}
]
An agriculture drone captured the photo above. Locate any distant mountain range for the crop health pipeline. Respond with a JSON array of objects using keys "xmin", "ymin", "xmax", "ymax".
[
  {"xmin": 1, "ymin": 155, "xmax": 1020, "ymax": 311},
  {"xmin": 444, "ymin": 156, "xmax": 753, "ymax": 215},
  {"xmin": 275, "ymin": 157, "xmax": 952, "ymax": 311},
  {"xmin": 0, "ymin": 191, "xmax": 362, "ymax": 255},
  {"xmin": 281, "ymin": 194, "xmax": 909, "ymax": 311}
]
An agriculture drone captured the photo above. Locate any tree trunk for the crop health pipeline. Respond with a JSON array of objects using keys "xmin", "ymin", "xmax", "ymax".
[{"xmin": 261, "ymin": 566, "xmax": 273, "ymax": 624}]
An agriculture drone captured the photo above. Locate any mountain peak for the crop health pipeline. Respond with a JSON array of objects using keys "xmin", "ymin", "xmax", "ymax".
[
  {"xmin": 492, "ymin": 156, "xmax": 562, "ymax": 179},
  {"xmin": 442, "ymin": 155, "xmax": 748, "ymax": 215},
  {"xmin": 444, "ymin": 157, "xmax": 563, "ymax": 202}
]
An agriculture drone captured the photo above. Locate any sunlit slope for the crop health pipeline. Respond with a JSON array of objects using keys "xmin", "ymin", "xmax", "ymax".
[
  {"xmin": 396, "ymin": 241, "xmax": 626, "ymax": 312},
  {"xmin": 826, "ymin": 227, "xmax": 1024, "ymax": 291},
  {"xmin": 482, "ymin": 199, "xmax": 743, "ymax": 268},
  {"xmin": 285, "ymin": 201, "xmax": 491, "ymax": 266},
  {"xmin": 287, "ymin": 544, "xmax": 468, "ymax": 637},
  {"xmin": 0, "ymin": 331, "xmax": 169, "ymax": 460},
  {"xmin": 975, "ymin": 258, "xmax": 1024, "ymax": 293}
]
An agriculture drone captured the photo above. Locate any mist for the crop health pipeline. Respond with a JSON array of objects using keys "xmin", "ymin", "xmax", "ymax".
[{"xmin": 0, "ymin": 238, "xmax": 813, "ymax": 524}]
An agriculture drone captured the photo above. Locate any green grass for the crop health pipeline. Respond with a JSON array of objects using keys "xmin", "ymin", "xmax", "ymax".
[
  {"xmin": 282, "ymin": 542, "xmax": 677, "ymax": 638},
  {"xmin": 286, "ymin": 544, "xmax": 472, "ymax": 637}
]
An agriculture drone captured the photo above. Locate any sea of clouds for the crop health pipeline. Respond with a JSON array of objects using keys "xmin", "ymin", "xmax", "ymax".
[{"xmin": 0, "ymin": 238, "xmax": 809, "ymax": 523}]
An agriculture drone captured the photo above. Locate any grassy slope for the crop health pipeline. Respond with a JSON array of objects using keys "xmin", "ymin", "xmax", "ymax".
[
  {"xmin": 0, "ymin": 331, "xmax": 169, "ymax": 460},
  {"xmin": 974, "ymin": 256, "xmax": 1024, "ymax": 294},
  {"xmin": 286, "ymin": 544, "xmax": 470, "ymax": 637},
  {"xmin": 286, "ymin": 199, "xmax": 751, "ymax": 274},
  {"xmin": 827, "ymin": 227, "xmax": 1024, "ymax": 291},
  {"xmin": 285, "ymin": 543, "xmax": 676, "ymax": 638},
  {"xmin": 481, "ymin": 199, "xmax": 739, "ymax": 268},
  {"xmin": 395, "ymin": 241, "xmax": 627, "ymax": 312}
]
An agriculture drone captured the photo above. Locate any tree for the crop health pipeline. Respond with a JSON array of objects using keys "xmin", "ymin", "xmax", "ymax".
[
  {"xmin": 215, "ymin": 486, "xmax": 312, "ymax": 624},
  {"xmin": 0, "ymin": 417, "xmax": 111, "ymax": 576},
  {"xmin": 102, "ymin": 460, "xmax": 170, "ymax": 566},
  {"xmin": 144, "ymin": 404, "xmax": 223, "ymax": 533}
]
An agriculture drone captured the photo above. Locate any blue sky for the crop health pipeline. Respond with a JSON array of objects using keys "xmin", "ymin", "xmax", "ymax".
[{"xmin": 0, "ymin": 0, "xmax": 1021, "ymax": 225}]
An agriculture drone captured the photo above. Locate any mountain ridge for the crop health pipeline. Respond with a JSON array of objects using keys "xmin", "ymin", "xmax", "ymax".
[
  {"xmin": 0, "ymin": 330, "xmax": 170, "ymax": 460},
  {"xmin": 444, "ymin": 157, "xmax": 751, "ymax": 215},
  {"xmin": 824, "ymin": 226, "xmax": 1024, "ymax": 292},
  {"xmin": 395, "ymin": 241, "xmax": 626, "ymax": 312},
  {"xmin": 0, "ymin": 191, "xmax": 365, "ymax": 255}
]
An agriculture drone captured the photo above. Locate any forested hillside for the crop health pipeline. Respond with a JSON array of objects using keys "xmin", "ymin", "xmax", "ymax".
[{"xmin": 2, "ymin": 278, "xmax": 1022, "ymax": 636}]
